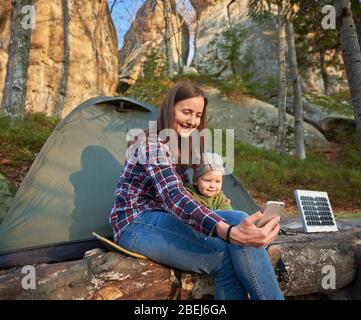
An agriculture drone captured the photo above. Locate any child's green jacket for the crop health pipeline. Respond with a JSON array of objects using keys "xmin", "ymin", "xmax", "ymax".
[{"xmin": 185, "ymin": 184, "xmax": 233, "ymax": 211}]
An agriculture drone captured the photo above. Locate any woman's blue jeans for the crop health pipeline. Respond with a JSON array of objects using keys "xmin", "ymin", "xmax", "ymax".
[{"xmin": 117, "ymin": 210, "xmax": 284, "ymax": 300}]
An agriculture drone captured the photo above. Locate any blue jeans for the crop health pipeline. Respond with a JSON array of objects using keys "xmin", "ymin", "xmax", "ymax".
[{"xmin": 117, "ymin": 210, "xmax": 284, "ymax": 300}]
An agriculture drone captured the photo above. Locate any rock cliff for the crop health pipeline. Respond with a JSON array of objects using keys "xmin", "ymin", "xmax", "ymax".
[
  {"xmin": 118, "ymin": 0, "xmax": 346, "ymax": 94},
  {"xmin": 190, "ymin": 0, "xmax": 344, "ymax": 94},
  {"xmin": 118, "ymin": 0, "xmax": 189, "ymax": 88},
  {"xmin": 0, "ymin": 0, "xmax": 118, "ymax": 117}
]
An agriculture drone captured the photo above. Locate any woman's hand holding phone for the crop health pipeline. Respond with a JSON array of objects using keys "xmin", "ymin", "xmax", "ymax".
[
  {"xmin": 217, "ymin": 211, "xmax": 280, "ymax": 248},
  {"xmin": 256, "ymin": 201, "xmax": 285, "ymax": 228}
]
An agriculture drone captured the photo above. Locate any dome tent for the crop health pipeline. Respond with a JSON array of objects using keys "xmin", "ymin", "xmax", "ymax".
[{"xmin": 0, "ymin": 96, "xmax": 259, "ymax": 269}]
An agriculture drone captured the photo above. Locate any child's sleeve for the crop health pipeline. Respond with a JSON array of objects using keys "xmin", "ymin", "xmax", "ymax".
[{"xmin": 217, "ymin": 191, "xmax": 233, "ymax": 210}]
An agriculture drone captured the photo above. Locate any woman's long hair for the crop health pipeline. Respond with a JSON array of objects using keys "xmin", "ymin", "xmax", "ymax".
[
  {"xmin": 158, "ymin": 81, "xmax": 208, "ymax": 167},
  {"xmin": 128, "ymin": 81, "xmax": 208, "ymax": 167}
]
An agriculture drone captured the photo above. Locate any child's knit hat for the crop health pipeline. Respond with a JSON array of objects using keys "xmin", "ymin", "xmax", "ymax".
[{"xmin": 193, "ymin": 152, "xmax": 225, "ymax": 181}]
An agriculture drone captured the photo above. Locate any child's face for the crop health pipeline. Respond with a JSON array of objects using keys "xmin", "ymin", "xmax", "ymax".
[{"xmin": 195, "ymin": 170, "xmax": 223, "ymax": 198}]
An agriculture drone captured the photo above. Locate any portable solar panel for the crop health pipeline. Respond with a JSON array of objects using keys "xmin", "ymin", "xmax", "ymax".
[{"xmin": 294, "ymin": 190, "xmax": 338, "ymax": 233}]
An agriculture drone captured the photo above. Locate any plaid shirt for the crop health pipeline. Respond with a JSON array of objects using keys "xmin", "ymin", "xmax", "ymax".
[{"xmin": 109, "ymin": 134, "xmax": 223, "ymax": 243}]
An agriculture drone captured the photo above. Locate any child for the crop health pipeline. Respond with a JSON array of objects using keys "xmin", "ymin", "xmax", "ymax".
[{"xmin": 186, "ymin": 153, "xmax": 232, "ymax": 211}]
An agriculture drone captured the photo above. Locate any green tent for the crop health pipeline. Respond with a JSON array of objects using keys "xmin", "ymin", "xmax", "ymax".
[{"xmin": 0, "ymin": 96, "xmax": 259, "ymax": 269}]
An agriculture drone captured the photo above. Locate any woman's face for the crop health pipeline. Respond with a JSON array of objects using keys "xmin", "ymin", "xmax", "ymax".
[{"xmin": 173, "ymin": 96, "xmax": 205, "ymax": 137}]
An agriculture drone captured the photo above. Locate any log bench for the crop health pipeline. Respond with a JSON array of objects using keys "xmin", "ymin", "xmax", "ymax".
[{"xmin": 1, "ymin": 217, "xmax": 361, "ymax": 300}]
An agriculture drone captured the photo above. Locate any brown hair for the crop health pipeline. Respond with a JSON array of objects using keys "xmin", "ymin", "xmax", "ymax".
[
  {"xmin": 159, "ymin": 81, "xmax": 208, "ymax": 167},
  {"xmin": 157, "ymin": 81, "xmax": 208, "ymax": 133},
  {"xmin": 128, "ymin": 81, "xmax": 208, "ymax": 167}
]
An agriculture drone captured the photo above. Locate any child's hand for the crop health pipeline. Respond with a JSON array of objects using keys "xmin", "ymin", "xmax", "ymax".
[{"xmin": 226, "ymin": 198, "xmax": 231, "ymax": 205}]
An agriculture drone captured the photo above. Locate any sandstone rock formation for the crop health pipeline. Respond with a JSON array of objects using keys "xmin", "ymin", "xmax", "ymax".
[
  {"xmin": 0, "ymin": 0, "xmax": 118, "ymax": 118},
  {"xmin": 0, "ymin": 2, "xmax": 13, "ymax": 111},
  {"xmin": 190, "ymin": 0, "xmax": 345, "ymax": 95},
  {"xmin": 205, "ymin": 87, "xmax": 328, "ymax": 151},
  {"xmin": 118, "ymin": 0, "xmax": 189, "ymax": 88}
]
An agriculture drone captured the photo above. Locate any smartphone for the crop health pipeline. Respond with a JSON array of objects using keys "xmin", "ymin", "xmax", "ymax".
[{"xmin": 256, "ymin": 201, "xmax": 285, "ymax": 228}]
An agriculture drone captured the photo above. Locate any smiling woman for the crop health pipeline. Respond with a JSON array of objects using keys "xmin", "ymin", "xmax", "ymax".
[
  {"xmin": 173, "ymin": 96, "xmax": 204, "ymax": 137},
  {"xmin": 109, "ymin": 81, "xmax": 284, "ymax": 300}
]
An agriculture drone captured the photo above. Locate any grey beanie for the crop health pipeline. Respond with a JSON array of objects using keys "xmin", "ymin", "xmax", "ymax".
[{"xmin": 193, "ymin": 152, "xmax": 225, "ymax": 181}]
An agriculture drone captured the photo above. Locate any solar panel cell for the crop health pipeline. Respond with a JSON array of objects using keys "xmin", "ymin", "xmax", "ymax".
[{"xmin": 294, "ymin": 190, "xmax": 338, "ymax": 233}]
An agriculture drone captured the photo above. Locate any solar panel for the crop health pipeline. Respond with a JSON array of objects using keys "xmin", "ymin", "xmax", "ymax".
[{"xmin": 294, "ymin": 190, "xmax": 338, "ymax": 233}]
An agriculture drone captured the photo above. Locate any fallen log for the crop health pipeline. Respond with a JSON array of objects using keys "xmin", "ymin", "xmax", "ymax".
[
  {"xmin": 0, "ymin": 248, "xmax": 215, "ymax": 300},
  {"xmin": 0, "ymin": 218, "xmax": 361, "ymax": 300},
  {"xmin": 270, "ymin": 224, "xmax": 361, "ymax": 297}
]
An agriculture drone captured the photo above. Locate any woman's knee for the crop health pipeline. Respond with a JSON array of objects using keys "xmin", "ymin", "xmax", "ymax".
[{"xmin": 215, "ymin": 210, "xmax": 249, "ymax": 225}]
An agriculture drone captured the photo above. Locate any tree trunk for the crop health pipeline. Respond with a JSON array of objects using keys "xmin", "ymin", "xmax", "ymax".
[
  {"xmin": 286, "ymin": 19, "xmax": 306, "ymax": 160},
  {"xmin": 351, "ymin": 0, "xmax": 361, "ymax": 45},
  {"xmin": 173, "ymin": 12, "xmax": 185, "ymax": 73},
  {"xmin": 270, "ymin": 225, "xmax": 361, "ymax": 297},
  {"xmin": 319, "ymin": 48, "xmax": 331, "ymax": 95},
  {"xmin": 162, "ymin": 0, "xmax": 174, "ymax": 78},
  {"xmin": 1, "ymin": 0, "xmax": 33, "ymax": 120},
  {"xmin": 53, "ymin": 0, "xmax": 70, "ymax": 117},
  {"xmin": 335, "ymin": 0, "xmax": 361, "ymax": 158},
  {"xmin": 276, "ymin": 0, "xmax": 287, "ymax": 155},
  {"xmin": 190, "ymin": 19, "xmax": 198, "ymax": 67},
  {"xmin": 0, "ymin": 248, "xmax": 215, "ymax": 300}
]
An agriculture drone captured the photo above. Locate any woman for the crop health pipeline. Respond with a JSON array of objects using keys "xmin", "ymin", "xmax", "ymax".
[{"xmin": 109, "ymin": 81, "xmax": 284, "ymax": 300}]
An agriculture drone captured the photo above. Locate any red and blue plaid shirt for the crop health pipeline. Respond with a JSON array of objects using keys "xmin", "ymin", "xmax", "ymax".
[{"xmin": 109, "ymin": 134, "xmax": 223, "ymax": 243}]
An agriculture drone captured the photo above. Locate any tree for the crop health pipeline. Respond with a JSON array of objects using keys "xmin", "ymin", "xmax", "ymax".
[
  {"xmin": 275, "ymin": 0, "xmax": 288, "ymax": 155},
  {"xmin": 161, "ymin": 0, "xmax": 174, "ymax": 78},
  {"xmin": 168, "ymin": 1, "xmax": 186, "ymax": 73},
  {"xmin": 248, "ymin": 0, "xmax": 307, "ymax": 157},
  {"xmin": 334, "ymin": 0, "xmax": 361, "ymax": 157},
  {"xmin": 141, "ymin": 48, "xmax": 166, "ymax": 79},
  {"xmin": 53, "ymin": 0, "xmax": 70, "ymax": 117},
  {"xmin": 1, "ymin": 0, "xmax": 33, "ymax": 120},
  {"xmin": 287, "ymin": 18, "xmax": 306, "ymax": 159},
  {"xmin": 293, "ymin": 0, "xmax": 342, "ymax": 95},
  {"xmin": 248, "ymin": 0, "xmax": 289, "ymax": 155},
  {"xmin": 221, "ymin": 23, "xmax": 249, "ymax": 76},
  {"xmin": 178, "ymin": 0, "xmax": 196, "ymax": 66},
  {"xmin": 351, "ymin": 0, "xmax": 361, "ymax": 45}
]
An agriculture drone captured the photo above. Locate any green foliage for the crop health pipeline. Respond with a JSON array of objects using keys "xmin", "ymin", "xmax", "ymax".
[
  {"xmin": 0, "ymin": 112, "xmax": 60, "ymax": 165},
  {"xmin": 232, "ymin": 140, "xmax": 361, "ymax": 211},
  {"xmin": 293, "ymin": 1, "xmax": 343, "ymax": 79},
  {"xmin": 217, "ymin": 75, "xmax": 250, "ymax": 95},
  {"xmin": 124, "ymin": 78, "xmax": 173, "ymax": 107},
  {"xmin": 141, "ymin": 48, "xmax": 166, "ymax": 80},
  {"xmin": 172, "ymin": 73, "xmax": 226, "ymax": 88},
  {"xmin": 123, "ymin": 48, "xmax": 171, "ymax": 106},
  {"xmin": 247, "ymin": 0, "xmax": 274, "ymax": 25},
  {"xmin": 245, "ymin": 76, "xmax": 278, "ymax": 101},
  {"xmin": 324, "ymin": 126, "xmax": 361, "ymax": 170},
  {"xmin": 222, "ymin": 24, "xmax": 246, "ymax": 75},
  {"xmin": 304, "ymin": 92, "xmax": 354, "ymax": 117},
  {"xmin": 174, "ymin": 73, "xmax": 258, "ymax": 99},
  {"xmin": 219, "ymin": 22, "xmax": 255, "ymax": 78}
]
